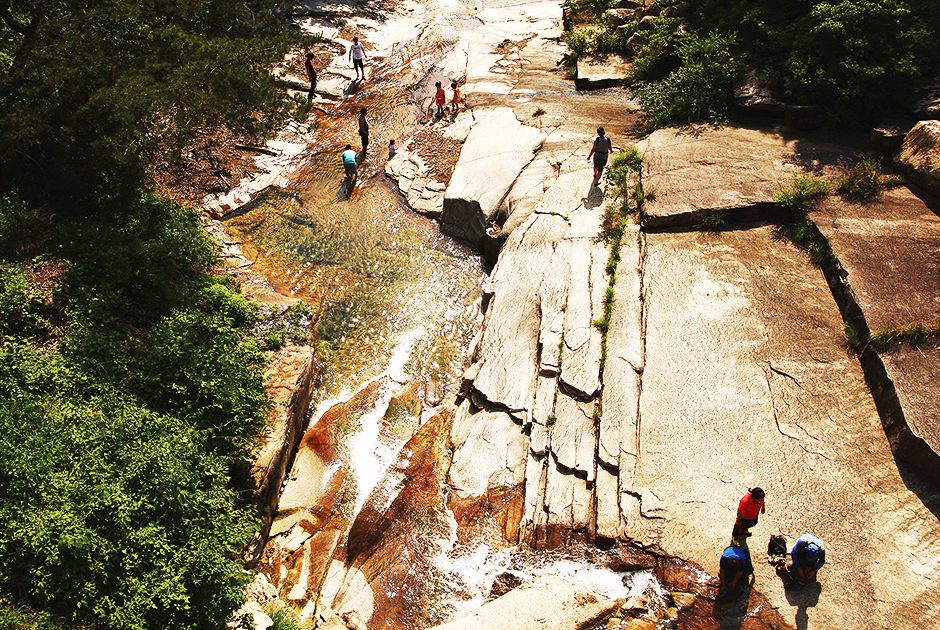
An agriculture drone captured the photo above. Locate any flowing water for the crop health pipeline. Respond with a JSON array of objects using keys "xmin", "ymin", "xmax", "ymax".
[{"xmin": 229, "ymin": 9, "xmax": 701, "ymax": 628}]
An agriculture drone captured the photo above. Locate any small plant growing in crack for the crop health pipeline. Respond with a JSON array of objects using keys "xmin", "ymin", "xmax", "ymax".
[
  {"xmin": 843, "ymin": 319, "xmax": 867, "ymax": 349},
  {"xmin": 700, "ymin": 209, "xmax": 725, "ymax": 230},
  {"xmin": 546, "ymin": 414, "xmax": 557, "ymax": 427}
]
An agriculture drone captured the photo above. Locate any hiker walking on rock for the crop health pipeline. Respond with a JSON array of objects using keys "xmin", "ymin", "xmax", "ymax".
[
  {"xmin": 304, "ymin": 53, "xmax": 317, "ymax": 102},
  {"xmin": 358, "ymin": 107, "xmax": 369, "ymax": 154},
  {"xmin": 787, "ymin": 534, "xmax": 826, "ymax": 585},
  {"xmin": 342, "ymin": 144, "xmax": 358, "ymax": 186},
  {"xmin": 587, "ymin": 127, "xmax": 612, "ymax": 188},
  {"xmin": 732, "ymin": 487, "xmax": 765, "ymax": 541},
  {"xmin": 349, "ymin": 36, "xmax": 367, "ymax": 80}
]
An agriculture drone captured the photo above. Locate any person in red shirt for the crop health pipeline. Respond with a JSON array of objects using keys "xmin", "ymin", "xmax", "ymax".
[
  {"xmin": 435, "ymin": 81, "xmax": 446, "ymax": 118},
  {"xmin": 732, "ymin": 487, "xmax": 765, "ymax": 540}
]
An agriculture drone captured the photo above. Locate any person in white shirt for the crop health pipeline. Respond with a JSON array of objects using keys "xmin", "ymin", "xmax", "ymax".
[{"xmin": 349, "ymin": 37, "xmax": 366, "ymax": 80}]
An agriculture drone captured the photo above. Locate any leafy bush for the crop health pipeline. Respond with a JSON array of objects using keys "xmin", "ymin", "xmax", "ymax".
[
  {"xmin": 563, "ymin": 28, "xmax": 596, "ymax": 58},
  {"xmin": 836, "ymin": 158, "xmax": 904, "ymax": 201},
  {"xmin": 635, "ymin": 31, "xmax": 743, "ymax": 130},
  {"xmin": 774, "ymin": 174, "xmax": 830, "ymax": 219},
  {"xmin": 0, "ymin": 360, "xmax": 257, "ymax": 630},
  {"xmin": 630, "ymin": 18, "xmax": 684, "ymax": 82},
  {"xmin": 783, "ymin": 0, "xmax": 935, "ymax": 121}
]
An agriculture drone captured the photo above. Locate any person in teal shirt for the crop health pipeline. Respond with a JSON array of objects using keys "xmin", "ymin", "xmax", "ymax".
[{"xmin": 342, "ymin": 144, "xmax": 358, "ymax": 184}]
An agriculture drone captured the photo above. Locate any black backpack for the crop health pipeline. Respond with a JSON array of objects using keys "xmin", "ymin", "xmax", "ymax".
[{"xmin": 768, "ymin": 534, "xmax": 787, "ymax": 557}]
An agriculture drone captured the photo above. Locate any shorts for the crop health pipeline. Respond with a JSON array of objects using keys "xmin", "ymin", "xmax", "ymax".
[
  {"xmin": 593, "ymin": 153, "xmax": 608, "ymax": 168},
  {"xmin": 732, "ymin": 517, "xmax": 758, "ymax": 536},
  {"xmin": 353, "ymin": 57, "xmax": 364, "ymax": 72},
  {"xmin": 344, "ymin": 162, "xmax": 357, "ymax": 177}
]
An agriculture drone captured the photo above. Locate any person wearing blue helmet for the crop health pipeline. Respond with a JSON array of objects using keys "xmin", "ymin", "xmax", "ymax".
[{"xmin": 787, "ymin": 533, "xmax": 826, "ymax": 585}]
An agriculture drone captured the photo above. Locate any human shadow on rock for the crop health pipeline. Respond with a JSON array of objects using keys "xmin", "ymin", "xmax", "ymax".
[
  {"xmin": 583, "ymin": 184, "xmax": 604, "ymax": 210},
  {"xmin": 711, "ymin": 581, "xmax": 755, "ymax": 630},
  {"xmin": 784, "ymin": 579, "xmax": 821, "ymax": 630}
]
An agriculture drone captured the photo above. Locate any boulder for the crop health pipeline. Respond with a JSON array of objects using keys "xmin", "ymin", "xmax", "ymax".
[
  {"xmin": 575, "ymin": 56, "xmax": 631, "ymax": 91},
  {"xmin": 871, "ymin": 119, "xmax": 914, "ymax": 153},
  {"xmin": 442, "ymin": 108, "xmax": 546, "ymax": 247},
  {"xmin": 604, "ymin": 8, "xmax": 634, "ymax": 27},
  {"xmin": 895, "ymin": 120, "xmax": 940, "ymax": 196},
  {"xmin": 733, "ymin": 71, "xmax": 786, "ymax": 114},
  {"xmin": 908, "ymin": 79, "xmax": 940, "ymax": 120},
  {"xmin": 426, "ymin": 574, "xmax": 621, "ymax": 630},
  {"xmin": 636, "ymin": 14, "xmax": 657, "ymax": 29}
]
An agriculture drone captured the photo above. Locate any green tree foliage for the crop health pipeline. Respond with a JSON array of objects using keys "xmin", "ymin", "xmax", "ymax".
[
  {"xmin": 686, "ymin": 0, "xmax": 940, "ymax": 124},
  {"xmin": 0, "ymin": 1, "xmax": 293, "ymax": 626},
  {"xmin": 0, "ymin": 346, "xmax": 257, "ymax": 629},
  {"xmin": 620, "ymin": 0, "xmax": 940, "ymax": 128},
  {"xmin": 635, "ymin": 30, "xmax": 742, "ymax": 130},
  {"xmin": 0, "ymin": 0, "xmax": 293, "ymax": 211}
]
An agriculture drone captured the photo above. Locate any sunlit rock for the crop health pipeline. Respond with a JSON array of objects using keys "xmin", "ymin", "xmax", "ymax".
[
  {"xmin": 896, "ymin": 120, "xmax": 940, "ymax": 196},
  {"xmin": 443, "ymin": 108, "xmax": 546, "ymax": 246},
  {"xmin": 425, "ymin": 574, "xmax": 621, "ymax": 630}
]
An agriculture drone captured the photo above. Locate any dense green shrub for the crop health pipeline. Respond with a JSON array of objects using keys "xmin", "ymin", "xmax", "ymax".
[
  {"xmin": 635, "ymin": 31, "xmax": 743, "ymax": 129},
  {"xmin": 783, "ymin": 0, "xmax": 934, "ymax": 120},
  {"xmin": 0, "ymin": 352, "xmax": 257, "ymax": 629}
]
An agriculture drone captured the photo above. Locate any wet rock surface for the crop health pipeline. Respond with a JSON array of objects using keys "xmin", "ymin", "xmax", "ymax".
[{"xmin": 426, "ymin": 574, "xmax": 620, "ymax": 630}]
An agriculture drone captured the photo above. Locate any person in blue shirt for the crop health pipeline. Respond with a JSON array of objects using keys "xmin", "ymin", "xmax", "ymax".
[
  {"xmin": 342, "ymin": 144, "xmax": 358, "ymax": 184},
  {"xmin": 787, "ymin": 534, "xmax": 826, "ymax": 584},
  {"xmin": 718, "ymin": 545, "xmax": 752, "ymax": 598}
]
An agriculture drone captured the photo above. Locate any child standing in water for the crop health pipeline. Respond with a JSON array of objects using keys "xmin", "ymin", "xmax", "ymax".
[
  {"xmin": 435, "ymin": 81, "xmax": 446, "ymax": 118},
  {"xmin": 451, "ymin": 81, "xmax": 461, "ymax": 113}
]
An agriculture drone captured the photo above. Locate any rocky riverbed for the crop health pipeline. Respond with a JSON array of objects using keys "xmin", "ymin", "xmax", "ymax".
[{"xmin": 213, "ymin": 1, "xmax": 940, "ymax": 629}]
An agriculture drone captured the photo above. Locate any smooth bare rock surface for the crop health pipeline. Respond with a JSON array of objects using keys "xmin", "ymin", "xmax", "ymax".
[
  {"xmin": 471, "ymin": 240, "xmax": 549, "ymax": 412},
  {"xmin": 895, "ymin": 120, "xmax": 940, "ymax": 196},
  {"xmin": 575, "ymin": 56, "xmax": 630, "ymax": 90},
  {"xmin": 598, "ymin": 227, "xmax": 643, "ymax": 470},
  {"xmin": 448, "ymin": 401, "xmax": 528, "ymax": 500},
  {"xmin": 425, "ymin": 574, "xmax": 620, "ymax": 630},
  {"xmin": 879, "ymin": 343, "xmax": 940, "ymax": 457},
  {"xmin": 550, "ymin": 392, "xmax": 596, "ymax": 480},
  {"xmin": 634, "ymin": 226, "xmax": 940, "ymax": 630},
  {"xmin": 811, "ymin": 187, "xmax": 940, "ymax": 331},
  {"xmin": 559, "ymin": 239, "xmax": 605, "ymax": 398},
  {"xmin": 322, "ymin": 408, "xmax": 454, "ymax": 629},
  {"xmin": 246, "ymin": 345, "xmax": 315, "ymax": 563},
  {"xmin": 637, "ymin": 126, "xmax": 802, "ymax": 227},
  {"xmin": 442, "ymin": 107, "xmax": 546, "ymax": 246}
]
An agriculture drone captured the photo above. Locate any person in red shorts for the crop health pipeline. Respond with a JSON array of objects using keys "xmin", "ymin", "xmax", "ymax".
[{"xmin": 732, "ymin": 487, "xmax": 765, "ymax": 541}]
